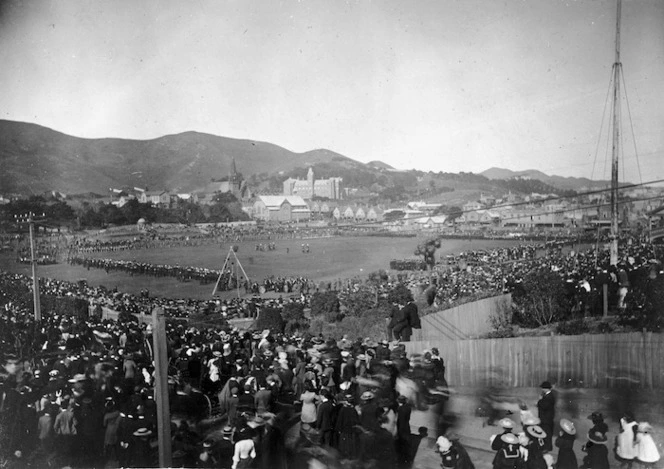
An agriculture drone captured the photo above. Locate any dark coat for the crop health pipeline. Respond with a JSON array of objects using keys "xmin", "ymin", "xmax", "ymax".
[
  {"xmin": 315, "ymin": 400, "xmax": 335, "ymax": 432},
  {"xmin": 582, "ymin": 442, "xmax": 610, "ymax": 469},
  {"xmin": 536, "ymin": 391, "xmax": 556, "ymax": 428},
  {"xmin": 555, "ymin": 433, "xmax": 579, "ymax": 469},
  {"xmin": 397, "ymin": 402, "xmax": 412, "ymax": 439}
]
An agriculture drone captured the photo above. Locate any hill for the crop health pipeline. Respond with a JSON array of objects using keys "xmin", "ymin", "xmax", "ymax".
[
  {"xmin": 0, "ymin": 119, "xmax": 598, "ymax": 198},
  {"xmin": 481, "ymin": 167, "xmax": 611, "ymax": 191},
  {"xmin": 0, "ymin": 120, "xmax": 367, "ymax": 194}
]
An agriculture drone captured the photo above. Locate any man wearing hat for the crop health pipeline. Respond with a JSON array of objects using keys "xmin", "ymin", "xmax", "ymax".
[
  {"xmin": 315, "ymin": 388, "xmax": 335, "ymax": 447},
  {"xmin": 537, "ymin": 381, "xmax": 555, "ymax": 452},
  {"xmin": 217, "ymin": 425, "xmax": 235, "ymax": 468}
]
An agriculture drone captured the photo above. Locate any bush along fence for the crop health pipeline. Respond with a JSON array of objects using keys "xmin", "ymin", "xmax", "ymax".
[{"xmin": 403, "ymin": 331, "xmax": 664, "ymax": 389}]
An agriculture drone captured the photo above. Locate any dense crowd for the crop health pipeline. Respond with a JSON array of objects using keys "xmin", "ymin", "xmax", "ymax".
[{"xmin": 0, "ymin": 268, "xmax": 452, "ymax": 469}]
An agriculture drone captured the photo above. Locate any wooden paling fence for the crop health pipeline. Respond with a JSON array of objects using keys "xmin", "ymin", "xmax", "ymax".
[
  {"xmin": 412, "ymin": 294, "xmax": 511, "ymax": 340},
  {"xmin": 404, "ymin": 332, "xmax": 664, "ymax": 389}
]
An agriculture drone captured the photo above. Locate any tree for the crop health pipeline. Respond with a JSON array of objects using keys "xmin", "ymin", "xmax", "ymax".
[
  {"xmin": 338, "ymin": 285, "xmax": 377, "ymax": 317},
  {"xmin": 310, "ymin": 291, "xmax": 341, "ymax": 322},
  {"xmin": 254, "ymin": 306, "xmax": 285, "ymax": 334},
  {"xmin": 414, "ymin": 237, "xmax": 441, "ymax": 271},
  {"xmin": 512, "ymin": 268, "xmax": 570, "ymax": 327},
  {"xmin": 282, "ymin": 302, "xmax": 308, "ymax": 334},
  {"xmin": 386, "ymin": 283, "xmax": 414, "ymax": 305}
]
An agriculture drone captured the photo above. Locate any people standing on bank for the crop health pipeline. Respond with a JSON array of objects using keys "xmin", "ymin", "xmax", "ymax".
[{"xmin": 537, "ymin": 381, "xmax": 556, "ymax": 452}]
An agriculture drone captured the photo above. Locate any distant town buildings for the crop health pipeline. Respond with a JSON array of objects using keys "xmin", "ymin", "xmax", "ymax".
[{"xmin": 283, "ymin": 168, "xmax": 343, "ymax": 200}]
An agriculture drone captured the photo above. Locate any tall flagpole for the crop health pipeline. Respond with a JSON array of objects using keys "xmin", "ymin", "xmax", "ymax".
[{"xmin": 610, "ymin": 0, "xmax": 622, "ymax": 266}]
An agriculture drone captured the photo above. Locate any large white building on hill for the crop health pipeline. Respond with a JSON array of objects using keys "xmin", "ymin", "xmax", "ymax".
[{"xmin": 283, "ymin": 167, "xmax": 342, "ymax": 200}]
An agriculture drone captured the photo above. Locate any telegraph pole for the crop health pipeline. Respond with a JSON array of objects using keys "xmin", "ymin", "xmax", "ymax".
[{"xmin": 15, "ymin": 212, "xmax": 45, "ymax": 322}]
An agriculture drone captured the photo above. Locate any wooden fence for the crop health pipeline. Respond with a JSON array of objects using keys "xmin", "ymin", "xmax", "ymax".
[
  {"xmin": 412, "ymin": 294, "xmax": 511, "ymax": 340},
  {"xmin": 404, "ymin": 332, "xmax": 664, "ymax": 389}
]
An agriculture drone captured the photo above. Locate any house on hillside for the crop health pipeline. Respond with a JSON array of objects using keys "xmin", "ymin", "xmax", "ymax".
[
  {"xmin": 139, "ymin": 191, "xmax": 170, "ymax": 207},
  {"xmin": 462, "ymin": 201, "xmax": 483, "ymax": 212},
  {"xmin": 413, "ymin": 215, "xmax": 447, "ymax": 229},
  {"xmin": 252, "ymin": 195, "xmax": 311, "ymax": 222},
  {"xmin": 366, "ymin": 206, "xmax": 384, "ymax": 222}
]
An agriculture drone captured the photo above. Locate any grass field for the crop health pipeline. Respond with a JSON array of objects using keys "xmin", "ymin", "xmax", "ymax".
[{"xmin": 0, "ymin": 236, "xmax": 525, "ymax": 300}]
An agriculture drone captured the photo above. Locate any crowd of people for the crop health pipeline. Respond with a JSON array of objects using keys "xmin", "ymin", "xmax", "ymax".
[
  {"xmin": 1, "ymin": 266, "xmax": 453, "ymax": 468},
  {"xmin": 485, "ymin": 385, "xmax": 660, "ymax": 469}
]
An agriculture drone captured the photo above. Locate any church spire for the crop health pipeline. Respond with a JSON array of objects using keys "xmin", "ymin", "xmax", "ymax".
[{"xmin": 230, "ymin": 158, "xmax": 238, "ymax": 180}]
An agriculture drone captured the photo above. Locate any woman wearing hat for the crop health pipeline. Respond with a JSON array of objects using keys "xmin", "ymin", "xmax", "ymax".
[
  {"xmin": 616, "ymin": 411, "xmax": 638, "ymax": 468},
  {"xmin": 493, "ymin": 433, "xmax": 523, "ymax": 469},
  {"xmin": 525, "ymin": 425, "xmax": 548, "ymax": 469},
  {"xmin": 582, "ymin": 430, "xmax": 610, "ymax": 469},
  {"xmin": 635, "ymin": 422, "xmax": 660, "ymax": 468},
  {"xmin": 335, "ymin": 393, "xmax": 360, "ymax": 460},
  {"xmin": 555, "ymin": 419, "xmax": 578, "ymax": 469},
  {"xmin": 231, "ymin": 427, "xmax": 256, "ymax": 469}
]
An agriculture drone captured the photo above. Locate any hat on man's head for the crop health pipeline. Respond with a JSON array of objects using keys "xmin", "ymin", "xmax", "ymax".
[
  {"xmin": 588, "ymin": 411, "xmax": 604, "ymax": 421},
  {"xmin": 540, "ymin": 381, "xmax": 552, "ymax": 390}
]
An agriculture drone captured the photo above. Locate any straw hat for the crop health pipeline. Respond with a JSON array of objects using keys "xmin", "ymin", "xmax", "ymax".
[
  {"xmin": 527, "ymin": 425, "xmax": 547, "ymax": 440},
  {"xmin": 499, "ymin": 418, "xmax": 514, "ymax": 429},
  {"xmin": 360, "ymin": 391, "xmax": 375, "ymax": 401},
  {"xmin": 638, "ymin": 422, "xmax": 652, "ymax": 433},
  {"xmin": 501, "ymin": 433, "xmax": 519, "ymax": 445},
  {"xmin": 436, "ymin": 436, "xmax": 452, "ymax": 453},
  {"xmin": 133, "ymin": 427, "xmax": 152, "ymax": 437},
  {"xmin": 523, "ymin": 416, "xmax": 541, "ymax": 426},
  {"xmin": 560, "ymin": 419, "xmax": 576, "ymax": 435}
]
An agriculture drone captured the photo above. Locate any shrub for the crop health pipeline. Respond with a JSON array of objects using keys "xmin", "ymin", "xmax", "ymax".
[
  {"xmin": 282, "ymin": 302, "xmax": 308, "ymax": 334},
  {"xmin": 254, "ymin": 306, "xmax": 285, "ymax": 334},
  {"xmin": 512, "ymin": 268, "xmax": 570, "ymax": 327},
  {"xmin": 310, "ymin": 291, "xmax": 340, "ymax": 322},
  {"xmin": 555, "ymin": 319, "xmax": 590, "ymax": 335}
]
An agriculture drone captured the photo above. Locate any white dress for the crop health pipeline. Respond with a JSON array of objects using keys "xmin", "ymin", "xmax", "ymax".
[
  {"xmin": 616, "ymin": 418, "xmax": 638, "ymax": 460},
  {"xmin": 636, "ymin": 432, "xmax": 660, "ymax": 464}
]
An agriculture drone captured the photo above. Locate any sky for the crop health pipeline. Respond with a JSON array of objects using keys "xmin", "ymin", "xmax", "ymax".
[{"xmin": 1, "ymin": 0, "xmax": 663, "ymax": 182}]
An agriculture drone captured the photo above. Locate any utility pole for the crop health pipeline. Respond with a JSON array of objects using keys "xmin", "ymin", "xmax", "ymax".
[
  {"xmin": 152, "ymin": 307, "xmax": 172, "ymax": 468},
  {"xmin": 15, "ymin": 212, "xmax": 45, "ymax": 322}
]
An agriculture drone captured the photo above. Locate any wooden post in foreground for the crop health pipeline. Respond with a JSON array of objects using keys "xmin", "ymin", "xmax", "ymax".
[
  {"xmin": 602, "ymin": 284, "xmax": 609, "ymax": 317},
  {"xmin": 152, "ymin": 307, "xmax": 172, "ymax": 467}
]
